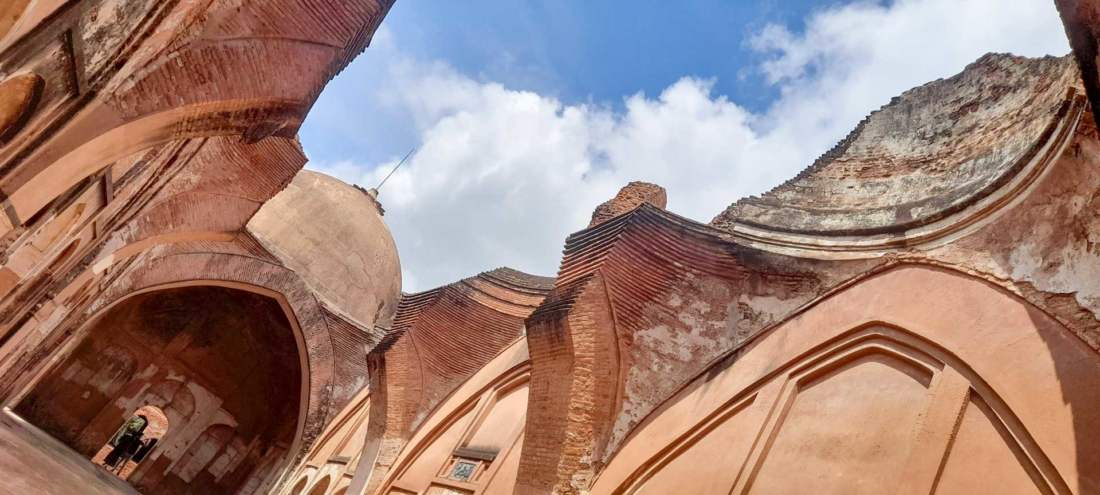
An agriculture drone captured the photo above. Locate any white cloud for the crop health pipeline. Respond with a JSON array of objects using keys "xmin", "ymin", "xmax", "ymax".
[{"xmin": 308, "ymin": 0, "xmax": 1070, "ymax": 291}]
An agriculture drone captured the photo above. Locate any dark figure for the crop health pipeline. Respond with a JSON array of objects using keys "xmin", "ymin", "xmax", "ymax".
[
  {"xmin": 104, "ymin": 430, "xmax": 140, "ymax": 469},
  {"xmin": 117, "ymin": 432, "xmax": 144, "ymax": 469},
  {"xmin": 104, "ymin": 415, "xmax": 148, "ymax": 471},
  {"xmin": 132, "ymin": 438, "xmax": 158, "ymax": 463}
]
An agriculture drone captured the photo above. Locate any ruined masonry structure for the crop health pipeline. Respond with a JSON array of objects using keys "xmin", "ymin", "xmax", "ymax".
[{"xmin": 1, "ymin": 1, "xmax": 1100, "ymax": 495}]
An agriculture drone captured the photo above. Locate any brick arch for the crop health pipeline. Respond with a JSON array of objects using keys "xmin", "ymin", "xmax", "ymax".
[
  {"xmin": 52, "ymin": 280, "xmax": 319, "ymax": 490},
  {"xmin": 9, "ymin": 274, "xmax": 314, "ymax": 492},
  {"xmin": 0, "ymin": 247, "xmax": 342, "ymax": 494},
  {"xmin": 83, "ymin": 249, "xmax": 339, "ymax": 460},
  {"xmin": 347, "ymin": 268, "xmax": 552, "ymax": 494},
  {"xmin": 5, "ymin": 235, "xmax": 353, "ymax": 469}
]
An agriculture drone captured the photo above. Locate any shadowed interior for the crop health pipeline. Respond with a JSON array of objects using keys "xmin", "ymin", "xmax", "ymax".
[{"xmin": 15, "ymin": 286, "xmax": 302, "ymax": 494}]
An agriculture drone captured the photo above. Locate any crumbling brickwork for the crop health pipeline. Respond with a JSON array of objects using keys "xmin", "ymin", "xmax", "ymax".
[
  {"xmin": 349, "ymin": 268, "xmax": 552, "ymax": 494},
  {"xmin": 588, "ymin": 181, "xmax": 667, "ymax": 228}
]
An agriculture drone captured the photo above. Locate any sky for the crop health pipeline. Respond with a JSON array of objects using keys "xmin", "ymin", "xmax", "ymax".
[{"xmin": 299, "ymin": 0, "xmax": 1072, "ymax": 292}]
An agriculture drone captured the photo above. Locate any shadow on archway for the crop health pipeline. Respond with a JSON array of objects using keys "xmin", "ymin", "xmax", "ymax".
[{"xmin": 13, "ymin": 286, "xmax": 303, "ymax": 494}]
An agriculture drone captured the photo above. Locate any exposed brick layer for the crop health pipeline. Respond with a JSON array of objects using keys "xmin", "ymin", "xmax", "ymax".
[
  {"xmin": 520, "ymin": 205, "xmax": 874, "ymax": 494},
  {"xmin": 589, "ymin": 182, "xmax": 667, "ymax": 228},
  {"xmin": 714, "ymin": 54, "xmax": 1080, "ymax": 236},
  {"xmin": 357, "ymin": 267, "xmax": 550, "ymax": 492}
]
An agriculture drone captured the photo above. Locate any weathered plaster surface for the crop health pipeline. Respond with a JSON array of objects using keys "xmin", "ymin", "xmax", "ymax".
[
  {"xmin": 249, "ymin": 169, "xmax": 402, "ymax": 332},
  {"xmin": 716, "ymin": 54, "xmax": 1080, "ymax": 235},
  {"xmin": 922, "ymin": 118, "xmax": 1100, "ymax": 350}
]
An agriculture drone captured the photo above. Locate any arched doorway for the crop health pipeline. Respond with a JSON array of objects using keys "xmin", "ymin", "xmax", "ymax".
[
  {"xmin": 91, "ymin": 405, "xmax": 169, "ymax": 479},
  {"xmin": 12, "ymin": 285, "xmax": 303, "ymax": 494}
]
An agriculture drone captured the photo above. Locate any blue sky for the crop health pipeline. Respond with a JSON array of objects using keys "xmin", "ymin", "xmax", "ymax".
[
  {"xmin": 301, "ymin": 0, "xmax": 833, "ymax": 167},
  {"xmin": 299, "ymin": 0, "xmax": 1070, "ymax": 291},
  {"xmin": 375, "ymin": 0, "xmax": 824, "ymax": 106}
]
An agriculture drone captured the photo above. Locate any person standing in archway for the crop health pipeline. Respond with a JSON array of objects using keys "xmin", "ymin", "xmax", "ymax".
[{"xmin": 104, "ymin": 415, "xmax": 147, "ymax": 472}]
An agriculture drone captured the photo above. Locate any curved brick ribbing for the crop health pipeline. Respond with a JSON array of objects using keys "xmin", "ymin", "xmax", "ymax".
[
  {"xmin": 98, "ymin": 136, "xmax": 305, "ymax": 258},
  {"xmin": 480, "ymin": 266, "xmax": 556, "ymax": 293},
  {"xmin": 0, "ymin": 0, "xmax": 393, "ymax": 230},
  {"xmin": 323, "ymin": 307, "xmax": 378, "ymax": 418},
  {"xmin": 518, "ymin": 205, "xmax": 874, "ymax": 494},
  {"xmin": 356, "ymin": 267, "xmax": 550, "ymax": 493},
  {"xmin": 106, "ymin": 0, "xmax": 393, "ymax": 123}
]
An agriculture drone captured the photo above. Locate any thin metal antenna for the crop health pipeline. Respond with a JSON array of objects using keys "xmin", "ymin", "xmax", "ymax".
[{"xmin": 377, "ymin": 147, "xmax": 417, "ymax": 191}]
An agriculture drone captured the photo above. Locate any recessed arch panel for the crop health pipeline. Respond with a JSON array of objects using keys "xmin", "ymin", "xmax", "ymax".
[
  {"xmin": 377, "ymin": 339, "xmax": 533, "ymax": 495},
  {"xmin": 592, "ymin": 265, "xmax": 1100, "ymax": 495},
  {"xmin": 307, "ymin": 475, "xmax": 332, "ymax": 495},
  {"xmin": 289, "ymin": 475, "xmax": 310, "ymax": 495},
  {"xmin": 610, "ymin": 328, "xmax": 1063, "ymax": 495}
]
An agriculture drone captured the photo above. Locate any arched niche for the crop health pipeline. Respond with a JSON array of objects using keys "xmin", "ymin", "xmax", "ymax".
[
  {"xmin": 590, "ymin": 265, "xmax": 1100, "ymax": 495},
  {"xmin": 52, "ymin": 247, "xmax": 341, "ymax": 460},
  {"xmin": 308, "ymin": 475, "xmax": 332, "ymax": 495},
  {"xmin": 374, "ymin": 339, "xmax": 532, "ymax": 495},
  {"xmin": 289, "ymin": 475, "xmax": 310, "ymax": 495},
  {"xmin": 13, "ymin": 284, "xmax": 305, "ymax": 494}
]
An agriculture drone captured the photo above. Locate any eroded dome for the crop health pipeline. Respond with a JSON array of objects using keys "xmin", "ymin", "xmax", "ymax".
[{"xmin": 248, "ymin": 170, "xmax": 401, "ymax": 328}]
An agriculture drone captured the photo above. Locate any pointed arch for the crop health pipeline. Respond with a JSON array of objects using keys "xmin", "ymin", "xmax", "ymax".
[{"xmin": 590, "ymin": 265, "xmax": 1100, "ymax": 494}]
